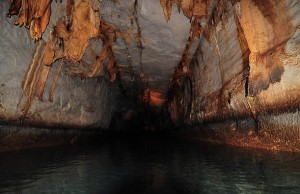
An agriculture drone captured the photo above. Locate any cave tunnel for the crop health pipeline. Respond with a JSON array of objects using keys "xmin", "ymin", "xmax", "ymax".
[{"xmin": 0, "ymin": 0, "xmax": 300, "ymax": 193}]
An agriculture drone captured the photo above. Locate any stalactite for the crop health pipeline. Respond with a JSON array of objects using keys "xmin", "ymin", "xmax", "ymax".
[
  {"xmin": 22, "ymin": 40, "xmax": 45, "ymax": 93},
  {"xmin": 160, "ymin": 0, "xmax": 173, "ymax": 22},
  {"xmin": 6, "ymin": 0, "xmax": 22, "ymax": 18},
  {"xmin": 7, "ymin": 0, "xmax": 52, "ymax": 40},
  {"xmin": 34, "ymin": 65, "xmax": 51, "ymax": 101},
  {"xmin": 15, "ymin": 0, "xmax": 120, "ymax": 118},
  {"xmin": 22, "ymin": 44, "xmax": 46, "ymax": 118},
  {"xmin": 160, "ymin": 0, "xmax": 211, "ymax": 22},
  {"xmin": 33, "ymin": 32, "xmax": 61, "ymax": 101}
]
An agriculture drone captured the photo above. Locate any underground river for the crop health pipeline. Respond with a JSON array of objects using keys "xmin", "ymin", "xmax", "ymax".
[{"xmin": 1, "ymin": 134, "xmax": 300, "ymax": 194}]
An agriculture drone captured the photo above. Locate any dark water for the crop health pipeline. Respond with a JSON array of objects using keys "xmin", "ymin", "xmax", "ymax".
[{"xmin": 1, "ymin": 135, "xmax": 300, "ymax": 194}]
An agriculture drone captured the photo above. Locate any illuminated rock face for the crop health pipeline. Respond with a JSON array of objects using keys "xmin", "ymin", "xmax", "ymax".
[
  {"xmin": 167, "ymin": 0, "xmax": 300, "ymax": 149},
  {"xmin": 188, "ymin": 0, "xmax": 300, "ymax": 122}
]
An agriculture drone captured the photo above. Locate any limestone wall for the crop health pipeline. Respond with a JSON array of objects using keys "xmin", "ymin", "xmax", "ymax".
[
  {"xmin": 0, "ymin": 2, "xmax": 116, "ymax": 128},
  {"xmin": 168, "ymin": 0, "xmax": 300, "ymax": 144}
]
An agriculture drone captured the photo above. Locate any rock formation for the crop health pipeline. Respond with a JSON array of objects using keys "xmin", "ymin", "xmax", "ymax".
[
  {"xmin": 167, "ymin": 0, "xmax": 300, "ymax": 150},
  {"xmin": 7, "ymin": 0, "xmax": 52, "ymax": 40},
  {"xmin": 0, "ymin": 0, "xmax": 299, "ymax": 150}
]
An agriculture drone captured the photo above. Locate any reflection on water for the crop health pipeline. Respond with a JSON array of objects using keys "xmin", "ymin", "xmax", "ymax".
[{"xmin": 0, "ymin": 135, "xmax": 300, "ymax": 194}]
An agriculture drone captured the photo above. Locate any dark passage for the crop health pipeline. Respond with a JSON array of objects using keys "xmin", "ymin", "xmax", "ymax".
[{"xmin": 1, "ymin": 135, "xmax": 300, "ymax": 194}]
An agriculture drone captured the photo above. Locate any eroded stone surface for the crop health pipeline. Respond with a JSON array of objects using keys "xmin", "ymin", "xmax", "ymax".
[
  {"xmin": 167, "ymin": 0, "xmax": 300, "ymax": 148},
  {"xmin": 0, "ymin": 1, "xmax": 116, "ymax": 128}
]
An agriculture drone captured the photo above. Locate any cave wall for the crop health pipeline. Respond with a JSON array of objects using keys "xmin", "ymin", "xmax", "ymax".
[
  {"xmin": 0, "ymin": 0, "xmax": 194, "ymax": 129},
  {"xmin": 0, "ymin": 0, "xmax": 201, "ymax": 129},
  {"xmin": 168, "ymin": 0, "xmax": 300, "ymax": 148},
  {"xmin": 0, "ymin": 2, "xmax": 116, "ymax": 129}
]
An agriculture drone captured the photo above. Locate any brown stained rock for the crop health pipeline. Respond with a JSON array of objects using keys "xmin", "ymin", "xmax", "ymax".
[
  {"xmin": 82, "ymin": 47, "xmax": 106, "ymax": 78},
  {"xmin": 186, "ymin": 115, "xmax": 300, "ymax": 152},
  {"xmin": 238, "ymin": 0, "xmax": 293, "ymax": 54},
  {"xmin": 55, "ymin": 18, "xmax": 69, "ymax": 39},
  {"xmin": 34, "ymin": 64, "xmax": 51, "ymax": 101},
  {"xmin": 193, "ymin": 0, "xmax": 209, "ymax": 17},
  {"xmin": 18, "ymin": 0, "xmax": 119, "ymax": 118},
  {"xmin": 233, "ymin": 8, "xmax": 249, "ymax": 67},
  {"xmin": 6, "ymin": 0, "xmax": 22, "ymax": 17},
  {"xmin": 63, "ymin": 0, "xmax": 100, "ymax": 63},
  {"xmin": 248, "ymin": 47, "xmax": 285, "ymax": 96},
  {"xmin": 180, "ymin": 0, "xmax": 194, "ymax": 19},
  {"xmin": 160, "ymin": 0, "xmax": 173, "ymax": 22},
  {"xmin": 66, "ymin": 0, "xmax": 74, "ymax": 21},
  {"xmin": 188, "ymin": 0, "xmax": 298, "ymax": 122},
  {"xmin": 107, "ymin": 58, "xmax": 117, "ymax": 81},
  {"xmin": 160, "ymin": 0, "xmax": 211, "ymax": 22},
  {"xmin": 233, "ymin": 5, "xmax": 250, "ymax": 96},
  {"xmin": 7, "ymin": 0, "xmax": 52, "ymax": 40},
  {"xmin": 237, "ymin": 0, "xmax": 294, "ymax": 95},
  {"xmin": 191, "ymin": 16, "xmax": 203, "ymax": 38},
  {"xmin": 22, "ymin": 40, "xmax": 45, "ymax": 93},
  {"xmin": 29, "ymin": 1, "xmax": 51, "ymax": 41},
  {"xmin": 22, "ymin": 45, "xmax": 46, "ymax": 117}
]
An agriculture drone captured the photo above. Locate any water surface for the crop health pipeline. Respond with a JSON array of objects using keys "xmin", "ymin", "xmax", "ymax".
[{"xmin": 0, "ymin": 135, "xmax": 300, "ymax": 193}]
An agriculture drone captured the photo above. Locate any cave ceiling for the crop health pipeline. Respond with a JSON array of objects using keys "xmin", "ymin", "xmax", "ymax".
[{"xmin": 3, "ymin": 0, "xmax": 213, "ymax": 115}]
